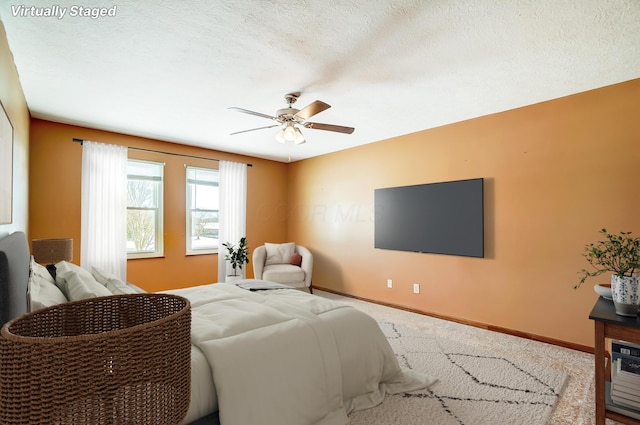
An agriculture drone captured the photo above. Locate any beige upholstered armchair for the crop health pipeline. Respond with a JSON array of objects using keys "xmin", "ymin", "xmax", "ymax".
[{"xmin": 252, "ymin": 243, "xmax": 313, "ymax": 293}]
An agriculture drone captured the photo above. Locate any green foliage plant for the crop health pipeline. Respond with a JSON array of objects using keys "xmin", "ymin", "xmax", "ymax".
[
  {"xmin": 223, "ymin": 237, "xmax": 249, "ymax": 276},
  {"xmin": 575, "ymin": 229, "xmax": 640, "ymax": 289}
]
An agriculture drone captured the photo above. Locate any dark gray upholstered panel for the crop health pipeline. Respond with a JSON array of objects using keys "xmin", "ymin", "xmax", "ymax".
[{"xmin": 0, "ymin": 231, "xmax": 30, "ymax": 328}]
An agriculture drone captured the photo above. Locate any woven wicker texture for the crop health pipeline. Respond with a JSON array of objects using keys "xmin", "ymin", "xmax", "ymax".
[{"xmin": 0, "ymin": 293, "xmax": 191, "ymax": 425}]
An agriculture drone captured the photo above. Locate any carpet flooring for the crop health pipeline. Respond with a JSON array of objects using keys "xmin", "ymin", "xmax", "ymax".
[{"xmin": 315, "ymin": 290, "xmax": 607, "ymax": 425}]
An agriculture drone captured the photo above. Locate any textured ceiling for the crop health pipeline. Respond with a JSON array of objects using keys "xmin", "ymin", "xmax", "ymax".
[{"xmin": 1, "ymin": 1, "xmax": 639, "ymax": 162}]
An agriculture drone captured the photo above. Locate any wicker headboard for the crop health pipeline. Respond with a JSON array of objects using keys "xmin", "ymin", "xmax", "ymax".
[{"xmin": 0, "ymin": 231, "xmax": 30, "ymax": 328}]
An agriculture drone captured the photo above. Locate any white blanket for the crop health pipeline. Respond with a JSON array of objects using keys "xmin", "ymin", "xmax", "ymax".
[{"xmin": 169, "ymin": 283, "xmax": 435, "ymax": 425}]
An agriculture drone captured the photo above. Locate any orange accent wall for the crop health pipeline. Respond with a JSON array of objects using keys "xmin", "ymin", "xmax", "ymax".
[
  {"xmin": 288, "ymin": 79, "xmax": 640, "ymax": 348},
  {"xmin": 28, "ymin": 119, "xmax": 288, "ymax": 291}
]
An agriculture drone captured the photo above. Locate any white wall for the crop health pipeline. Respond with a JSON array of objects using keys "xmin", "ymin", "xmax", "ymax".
[{"xmin": 0, "ymin": 19, "xmax": 29, "ymax": 238}]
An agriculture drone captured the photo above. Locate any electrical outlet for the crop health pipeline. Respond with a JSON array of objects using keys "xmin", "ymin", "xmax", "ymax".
[
  {"xmin": 413, "ymin": 283, "xmax": 420, "ymax": 294},
  {"xmin": 387, "ymin": 279, "xmax": 393, "ymax": 288}
]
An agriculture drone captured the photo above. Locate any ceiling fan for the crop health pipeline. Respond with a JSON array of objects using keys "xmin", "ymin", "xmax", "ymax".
[{"xmin": 229, "ymin": 92, "xmax": 355, "ymax": 145}]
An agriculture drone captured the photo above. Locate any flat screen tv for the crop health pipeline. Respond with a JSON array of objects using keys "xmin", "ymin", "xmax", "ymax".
[{"xmin": 374, "ymin": 178, "xmax": 484, "ymax": 258}]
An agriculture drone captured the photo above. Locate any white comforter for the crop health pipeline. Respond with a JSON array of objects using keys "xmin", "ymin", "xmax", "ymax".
[{"xmin": 168, "ymin": 282, "xmax": 435, "ymax": 425}]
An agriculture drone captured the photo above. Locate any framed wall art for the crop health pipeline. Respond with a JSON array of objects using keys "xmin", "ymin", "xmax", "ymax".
[{"xmin": 0, "ymin": 100, "xmax": 13, "ymax": 224}]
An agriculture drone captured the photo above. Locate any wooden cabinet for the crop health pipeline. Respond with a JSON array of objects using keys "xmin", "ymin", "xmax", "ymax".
[{"xmin": 590, "ymin": 297, "xmax": 640, "ymax": 424}]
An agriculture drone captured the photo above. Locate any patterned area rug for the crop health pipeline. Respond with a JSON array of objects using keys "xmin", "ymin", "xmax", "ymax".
[{"xmin": 349, "ymin": 321, "xmax": 568, "ymax": 425}]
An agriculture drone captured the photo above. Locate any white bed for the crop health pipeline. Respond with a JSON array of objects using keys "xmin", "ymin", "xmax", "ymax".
[{"xmin": 0, "ymin": 231, "xmax": 435, "ymax": 425}]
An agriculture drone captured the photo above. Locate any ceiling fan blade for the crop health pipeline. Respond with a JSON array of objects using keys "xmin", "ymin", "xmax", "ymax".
[
  {"xmin": 303, "ymin": 122, "xmax": 355, "ymax": 134},
  {"xmin": 230, "ymin": 124, "xmax": 279, "ymax": 135},
  {"xmin": 294, "ymin": 100, "xmax": 331, "ymax": 120},
  {"xmin": 228, "ymin": 107, "xmax": 276, "ymax": 121}
]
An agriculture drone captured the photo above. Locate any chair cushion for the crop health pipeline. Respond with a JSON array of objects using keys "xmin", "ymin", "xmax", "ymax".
[
  {"xmin": 264, "ymin": 242, "xmax": 295, "ymax": 266},
  {"xmin": 263, "ymin": 264, "xmax": 305, "ymax": 285},
  {"xmin": 289, "ymin": 253, "xmax": 302, "ymax": 266}
]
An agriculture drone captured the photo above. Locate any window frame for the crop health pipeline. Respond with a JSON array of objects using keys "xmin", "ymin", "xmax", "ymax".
[
  {"xmin": 185, "ymin": 165, "xmax": 219, "ymax": 256},
  {"xmin": 126, "ymin": 159, "xmax": 164, "ymax": 259}
]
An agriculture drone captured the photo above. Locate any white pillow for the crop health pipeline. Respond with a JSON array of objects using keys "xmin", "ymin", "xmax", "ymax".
[
  {"xmin": 55, "ymin": 261, "xmax": 112, "ymax": 301},
  {"xmin": 264, "ymin": 242, "xmax": 296, "ymax": 266},
  {"xmin": 91, "ymin": 266, "xmax": 137, "ymax": 295},
  {"xmin": 28, "ymin": 257, "xmax": 68, "ymax": 311},
  {"xmin": 30, "ymin": 256, "xmax": 56, "ymax": 284},
  {"xmin": 29, "ymin": 274, "xmax": 69, "ymax": 311}
]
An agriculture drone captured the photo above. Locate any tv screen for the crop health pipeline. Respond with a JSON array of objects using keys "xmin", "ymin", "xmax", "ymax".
[{"xmin": 374, "ymin": 178, "xmax": 484, "ymax": 258}]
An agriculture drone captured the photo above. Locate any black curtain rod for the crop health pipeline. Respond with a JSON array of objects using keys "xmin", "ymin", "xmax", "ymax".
[{"xmin": 72, "ymin": 138, "xmax": 253, "ymax": 167}]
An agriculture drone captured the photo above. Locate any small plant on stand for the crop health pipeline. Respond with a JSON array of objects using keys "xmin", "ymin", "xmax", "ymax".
[
  {"xmin": 575, "ymin": 229, "xmax": 640, "ymax": 289},
  {"xmin": 223, "ymin": 237, "xmax": 249, "ymax": 279},
  {"xmin": 576, "ymin": 229, "xmax": 640, "ymax": 316}
]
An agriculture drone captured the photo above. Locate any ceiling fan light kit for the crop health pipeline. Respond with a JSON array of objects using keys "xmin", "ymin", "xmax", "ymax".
[
  {"xmin": 230, "ymin": 93, "xmax": 354, "ymax": 146},
  {"xmin": 293, "ymin": 127, "xmax": 305, "ymax": 145},
  {"xmin": 276, "ymin": 124, "xmax": 306, "ymax": 144},
  {"xmin": 275, "ymin": 129, "xmax": 286, "ymax": 144}
]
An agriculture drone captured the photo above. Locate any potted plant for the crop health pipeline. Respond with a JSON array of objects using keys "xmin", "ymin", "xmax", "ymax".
[
  {"xmin": 576, "ymin": 229, "xmax": 640, "ymax": 316},
  {"xmin": 223, "ymin": 237, "xmax": 249, "ymax": 280}
]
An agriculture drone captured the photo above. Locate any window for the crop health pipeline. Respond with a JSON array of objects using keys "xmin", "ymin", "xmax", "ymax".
[
  {"xmin": 186, "ymin": 166, "xmax": 219, "ymax": 254},
  {"xmin": 127, "ymin": 160, "xmax": 164, "ymax": 258}
]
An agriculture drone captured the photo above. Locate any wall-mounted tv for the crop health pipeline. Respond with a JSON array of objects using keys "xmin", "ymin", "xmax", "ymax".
[{"xmin": 374, "ymin": 178, "xmax": 484, "ymax": 258}]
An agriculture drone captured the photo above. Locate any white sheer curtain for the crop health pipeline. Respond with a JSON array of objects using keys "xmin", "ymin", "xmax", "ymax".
[
  {"xmin": 217, "ymin": 160, "xmax": 247, "ymax": 282},
  {"xmin": 80, "ymin": 141, "xmax": 128, "ymax": 281}
]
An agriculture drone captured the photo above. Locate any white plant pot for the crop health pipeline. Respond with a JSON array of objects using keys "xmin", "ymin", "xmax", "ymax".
[
  {"xmin": 226, "ymin": 275, "xmax": 243, "ymax": 283},
  {"xmin": 611, "ymin": 275, "xmax": 640, "ymax": 316}
]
